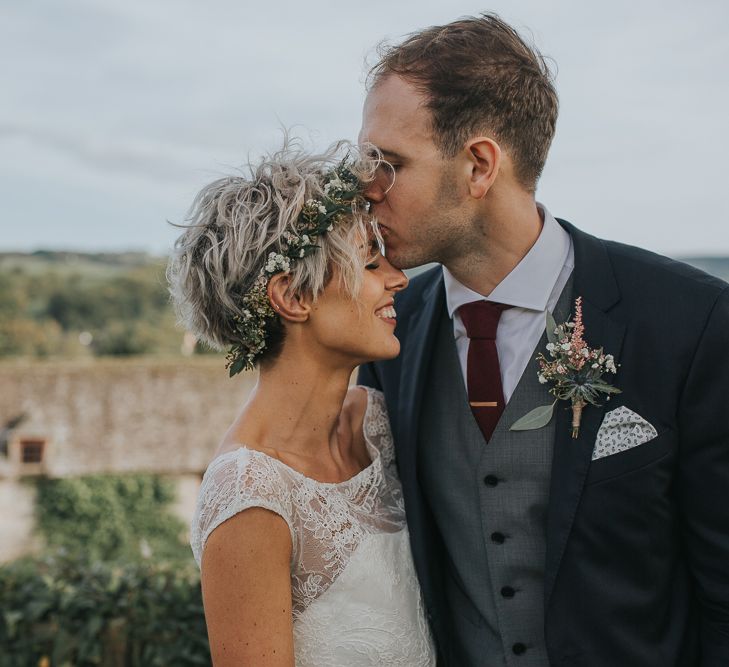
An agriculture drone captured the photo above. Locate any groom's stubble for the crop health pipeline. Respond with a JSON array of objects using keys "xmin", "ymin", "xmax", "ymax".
[{"xmin": 386, "ymin": 158, "xmax": 475, "ymax": 272}]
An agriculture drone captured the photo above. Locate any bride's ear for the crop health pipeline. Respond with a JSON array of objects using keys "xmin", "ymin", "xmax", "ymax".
[
  {"xmin": 268, "ymin": 273, "xmax": 310, "ymax": 323},
  {"xmin": 465, "ymin": 136, "xmax": 501, "ymax": 199}
]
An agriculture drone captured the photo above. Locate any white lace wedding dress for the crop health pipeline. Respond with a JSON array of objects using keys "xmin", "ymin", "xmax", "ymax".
[{"xmin": 190, "ymin": 387, "xmax": 435, "ymax": 666}]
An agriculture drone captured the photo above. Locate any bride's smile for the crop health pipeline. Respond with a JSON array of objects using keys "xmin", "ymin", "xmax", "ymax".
[{"xmin": 169, "ymin": 138, "xmax": 434, "ymax": 666}]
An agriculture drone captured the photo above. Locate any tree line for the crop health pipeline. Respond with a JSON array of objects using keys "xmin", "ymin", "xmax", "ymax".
[{"xmin": 0, "ymin": 255, "xmax": 209, "ymax": 359}]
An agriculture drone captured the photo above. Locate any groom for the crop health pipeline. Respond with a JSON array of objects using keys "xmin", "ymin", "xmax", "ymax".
[{"xmin": 358, "ymin": 13, "xmax": 729, "ymax": 667}]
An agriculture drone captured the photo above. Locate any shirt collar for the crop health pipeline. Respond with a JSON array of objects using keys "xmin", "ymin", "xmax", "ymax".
[{"xmin": 443, "ymin": 203, "xmax": 571, "ymax": 317}]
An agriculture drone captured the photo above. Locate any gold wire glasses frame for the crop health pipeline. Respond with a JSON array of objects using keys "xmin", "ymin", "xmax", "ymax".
[
  {"xmin": 364, "ymin": 161, "xmax": 396, "ymax": 216},
  {"xmin": 374, "ymin": 159, "xmax": 397, "ymax": 196}
]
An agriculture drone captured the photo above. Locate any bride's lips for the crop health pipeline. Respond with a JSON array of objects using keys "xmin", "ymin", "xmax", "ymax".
[{"xmin": 375, "ymin": 300, "xmax": 397, "ymax": 326}]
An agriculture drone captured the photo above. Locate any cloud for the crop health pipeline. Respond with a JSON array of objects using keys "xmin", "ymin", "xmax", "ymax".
[{"xmin": 1, "ymin": 0, "xmax": 728, "ymax": 254}]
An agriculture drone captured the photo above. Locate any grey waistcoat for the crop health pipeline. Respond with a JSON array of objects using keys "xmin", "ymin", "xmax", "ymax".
[{"xmin": 419, "ymin": 278, "xmax": 572, "ymax": 666}]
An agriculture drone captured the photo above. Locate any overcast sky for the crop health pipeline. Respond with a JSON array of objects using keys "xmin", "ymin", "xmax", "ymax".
[{"xmin": 1, "ymin": 0, "xmax": 728, "ymax": 257}]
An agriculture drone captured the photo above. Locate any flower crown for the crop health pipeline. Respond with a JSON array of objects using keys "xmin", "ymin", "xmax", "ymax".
[{"xmin": 225, "ymin": 159, "xmax": 363, "ymax": 376}]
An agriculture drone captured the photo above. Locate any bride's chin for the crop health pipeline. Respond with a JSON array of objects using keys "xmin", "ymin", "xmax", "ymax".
[{"xmin": 377, "ymin": 338, "xmax": 401, "ymax": 361}]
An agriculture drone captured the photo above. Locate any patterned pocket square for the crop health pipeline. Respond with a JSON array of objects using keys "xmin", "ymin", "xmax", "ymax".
[{"xmin": 592, "ymin": 406, "xmax": 658, "ymax": 461}]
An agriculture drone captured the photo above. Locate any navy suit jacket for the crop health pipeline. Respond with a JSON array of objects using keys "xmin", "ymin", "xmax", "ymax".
[{"xmin": 358, "ymin": 220, "xmax": 729, "ymax": 666}]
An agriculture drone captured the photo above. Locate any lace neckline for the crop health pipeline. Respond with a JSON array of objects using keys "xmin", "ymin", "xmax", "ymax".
[{"xmin": 210, "ymin": 386, "xmax": 381, "ymax": 489}]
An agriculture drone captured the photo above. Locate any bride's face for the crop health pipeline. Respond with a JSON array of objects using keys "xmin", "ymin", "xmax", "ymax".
[{"xmin": 306, "ymin": 240, "xmax": 409, "ymax": 366}]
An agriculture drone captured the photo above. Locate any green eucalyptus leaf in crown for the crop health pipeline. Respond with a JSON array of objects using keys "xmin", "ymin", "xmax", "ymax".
[{"xmin": 225, "ymin": 158, "xmax": 363, "ymax": 377}]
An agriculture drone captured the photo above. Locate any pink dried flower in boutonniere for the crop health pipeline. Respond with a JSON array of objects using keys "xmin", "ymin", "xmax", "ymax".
[{"xmin": 510, "ymin": 297, "xmax": 621, "ymax": 438}]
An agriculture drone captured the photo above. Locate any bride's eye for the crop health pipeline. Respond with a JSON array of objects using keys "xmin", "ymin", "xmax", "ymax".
[
  {"xmin": 365, "ymin": 238, "xmax": 382, "ymax": 269},
  {"xmin": 365, "ymin": 248, "xmax": 381, "ymax": 270}
]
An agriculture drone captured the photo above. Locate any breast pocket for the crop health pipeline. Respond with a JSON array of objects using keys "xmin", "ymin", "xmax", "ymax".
[{"xmin": 585, "ymin": 428, "xmax": 674, "ymax": 485}]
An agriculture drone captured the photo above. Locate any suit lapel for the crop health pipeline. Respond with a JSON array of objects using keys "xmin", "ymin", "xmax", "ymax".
[
  {"xmin": 544, "ymin": 221, "xmax": 626, "ymax": 608},
  {"xmin": 397, "ymin": 270, "xmax": 445, "ymax": 484},
  {"xmin": 393, "ymin": 269, "xmax": 448, "ymax": 633}
]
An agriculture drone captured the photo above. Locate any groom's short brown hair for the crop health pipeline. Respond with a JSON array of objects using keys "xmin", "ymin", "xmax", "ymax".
[{"xmin": 369, "ymin": 13, "xmax": 558, "ymax": 192}]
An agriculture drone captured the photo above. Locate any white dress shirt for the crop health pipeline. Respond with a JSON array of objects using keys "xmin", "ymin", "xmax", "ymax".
[{"xmin": 443, "ymin": 204, "xmax": 574, "ymax": 404}]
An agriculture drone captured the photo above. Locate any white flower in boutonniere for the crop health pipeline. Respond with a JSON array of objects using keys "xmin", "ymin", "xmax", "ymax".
[{"xmin": 510, "ymin": 296, "xmax": 622, "ymax": 438}]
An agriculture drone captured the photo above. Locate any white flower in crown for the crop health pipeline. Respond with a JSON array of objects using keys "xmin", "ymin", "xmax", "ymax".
[
  {"xmin": 265, "ymin": 252, "xmax": 291, "ymax": 273},
  {"xmin": 226, "ymin": 157, "xmax": 362, "ymax": 377},
  {"xmin": 323, "ymin": 173, "xmax": 343, "ymax": 193}
]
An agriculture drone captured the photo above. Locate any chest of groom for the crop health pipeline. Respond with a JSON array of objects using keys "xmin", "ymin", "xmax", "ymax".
[
  {"xmin": 416, "ymin": 274, "xmax": 573, "ymax": 667},
  {"xmin": 359, "ymin": 221, "xmax": 729, "ymax": 666}
]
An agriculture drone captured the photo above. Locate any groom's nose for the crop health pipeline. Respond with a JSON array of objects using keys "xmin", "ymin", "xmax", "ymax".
[
  {"xmin": 364, "ymin": 164, "xmax": 395, "ymax": 206},
  {"xmin": 364, "ymin": 179, "xmax": 387, "ymax": 206}
]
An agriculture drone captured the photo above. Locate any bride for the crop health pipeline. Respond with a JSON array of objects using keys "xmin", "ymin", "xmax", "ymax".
[{"xmin": 167, "ymin": 140, "xmax": 436, "ymax": 666}]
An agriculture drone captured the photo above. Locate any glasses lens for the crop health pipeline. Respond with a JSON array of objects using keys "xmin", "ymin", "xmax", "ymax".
[{"xmin": 374, "ymin": 161, "xmax": 395, "ymax": 195}]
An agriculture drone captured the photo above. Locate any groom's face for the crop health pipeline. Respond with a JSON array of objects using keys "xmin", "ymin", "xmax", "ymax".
[{"xmin": 359, "ymin": 74, "xmax": 466, "ymax": 270}]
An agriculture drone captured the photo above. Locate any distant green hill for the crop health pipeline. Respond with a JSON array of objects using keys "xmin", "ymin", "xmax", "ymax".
[
  {"xmin": 0, "ymin": 250, "xmax": 162, "ymax": 279},
  {"xmin": 3, "ymin": 250, "xmax": 728, "ymax": 282},
  {"xmin": 0, "ymin": 251, "xmax": 182, "ymax": 359},
  {"xmin": 0, "ymin": 250, "xmax": 726, "ymax": 361}
]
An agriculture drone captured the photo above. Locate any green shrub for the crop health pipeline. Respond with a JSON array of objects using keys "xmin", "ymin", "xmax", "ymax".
[
  {"xmin": 34, "ymin": 474, "xmax": 190, "ymax": 563},
  {"xmin": 0, "ymin": 551, "xmax": 210, "ymax": 666}
]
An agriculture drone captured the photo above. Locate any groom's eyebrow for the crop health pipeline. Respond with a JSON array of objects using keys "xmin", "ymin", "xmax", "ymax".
[{"xmin": 380, "ymin": 149, "xmax": 405, "ymax": 162}]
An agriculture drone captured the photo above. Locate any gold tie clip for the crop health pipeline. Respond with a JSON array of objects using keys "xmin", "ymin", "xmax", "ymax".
[{"xmin": 470, "ymin": 401, "xmax": 499, "ymax": 407}]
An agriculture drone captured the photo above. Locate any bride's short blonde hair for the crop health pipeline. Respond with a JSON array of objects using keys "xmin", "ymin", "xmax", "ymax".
[{"xmin": 167, "ymin": 138, "xmax": 381, "ymax": 364}]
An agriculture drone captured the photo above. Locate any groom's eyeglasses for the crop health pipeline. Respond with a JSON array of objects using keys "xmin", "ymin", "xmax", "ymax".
[{"xmin": 366, "ymin": 161, "xmax": 396, "ymax": 201}]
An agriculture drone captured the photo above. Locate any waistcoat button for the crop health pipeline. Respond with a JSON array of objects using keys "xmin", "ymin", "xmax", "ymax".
[
  {"xmin": 490, "ymin": 532, "xmax": 505, "ymax": 544},
  {"xmin": 512, "ymin": 642, "xmax": 526, "ymax": 655},
  {"xmin": 501, "ymin": 585, "xmax": 515, "ymax": 598},
  {"xmin": 483, "ymin": 474, "xmax": 499, "ymax": 487}
]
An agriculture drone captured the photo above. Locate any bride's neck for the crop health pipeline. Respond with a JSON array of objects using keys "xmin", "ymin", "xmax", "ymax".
[{"xmin": 229, "ymin": 349, "xmax": 354, "ymax": 458}]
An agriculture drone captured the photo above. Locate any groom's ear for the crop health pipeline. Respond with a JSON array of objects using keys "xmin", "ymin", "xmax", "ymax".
[{"xmin": 465, "ymin": 137, "xmax": 501, "ymax": 199}]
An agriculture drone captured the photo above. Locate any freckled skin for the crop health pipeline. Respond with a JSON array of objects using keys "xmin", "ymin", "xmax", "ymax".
[
  {"xmin": 202, "ymin": 507, "xmax": 295, "ymax": 665},
  {"xmin": 306, "ymin": 255, "xmax": 406, "ymax": 366},
  {"xmin": 199, "ymin": 252, "xmax": 408, "ymax": 665}
]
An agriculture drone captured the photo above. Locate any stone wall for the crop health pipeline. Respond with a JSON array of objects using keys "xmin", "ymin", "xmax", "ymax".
[
  {"xmin": 0, "ymin": 478, "xmax": 42, "ymax": 562},
  {"xmin": 0, "ymin": 357, "xmax": 256, "ymax": 563},
  {"xmin": 0, "ymin": 357, "xmax": 255, "ymax": 478}
]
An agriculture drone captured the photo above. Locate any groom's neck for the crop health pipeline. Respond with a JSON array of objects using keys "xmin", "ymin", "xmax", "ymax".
[{"xmin": 444, "ymin": 190, "xmax": 543, "ymax": 297}]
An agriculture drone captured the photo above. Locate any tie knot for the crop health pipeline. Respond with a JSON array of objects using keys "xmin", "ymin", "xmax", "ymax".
[{"xmin": 459, "ymin": 300, "xmax": 511, "ymax": 340}]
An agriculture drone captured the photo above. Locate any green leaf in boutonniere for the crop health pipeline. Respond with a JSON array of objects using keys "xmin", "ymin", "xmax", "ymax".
[
  {"xmin": 510, "ymin": 296, "xmax": 622, "ymax": 437},
  {"xmin": 510, "ymin": 400, "xmax": 558, "ymax": 431},
  {"xmin": 546, "ymin": 311, "xmax": 558, "ymax": 345}
]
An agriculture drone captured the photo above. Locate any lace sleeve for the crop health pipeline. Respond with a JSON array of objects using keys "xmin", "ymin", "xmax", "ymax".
[
  {"xmin": 361, "ymin": 386, "xmax": 396, "ymax": 467},
  {"xmin": 190, "ymin": 448, "xmax": 296, "ymax": 568}
]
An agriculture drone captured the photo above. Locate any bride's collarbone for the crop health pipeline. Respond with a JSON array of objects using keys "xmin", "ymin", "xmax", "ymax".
[{"xmin": 264, "ymin": 438, "xmax": 371, "ymax": 484}]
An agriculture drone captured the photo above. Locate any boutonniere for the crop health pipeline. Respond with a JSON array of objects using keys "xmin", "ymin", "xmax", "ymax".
[{"xmin": 510, "ymin": 296, "xmax": 622, "ymax": 438}]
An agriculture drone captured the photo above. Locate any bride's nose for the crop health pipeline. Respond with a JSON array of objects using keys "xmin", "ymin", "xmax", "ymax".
[{"xmin": 382, "ymin": 258, "xmax": 409, "ymax": 293}]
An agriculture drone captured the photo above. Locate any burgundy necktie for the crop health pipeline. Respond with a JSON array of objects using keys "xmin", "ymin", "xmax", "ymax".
[{"xmin": 458, "ymin": 300, "xmax": 511, "ymax": 442}]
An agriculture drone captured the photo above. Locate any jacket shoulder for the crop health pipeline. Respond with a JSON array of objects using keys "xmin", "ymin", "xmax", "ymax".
[{"xmin": 603, "ymin": 238, "xmax": 728, "ymax": 302}]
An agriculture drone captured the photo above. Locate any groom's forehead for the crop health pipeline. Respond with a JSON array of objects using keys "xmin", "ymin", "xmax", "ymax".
[{"xmin": 359, "ymin": 76, "xmax": 431, "ymax": 146}]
